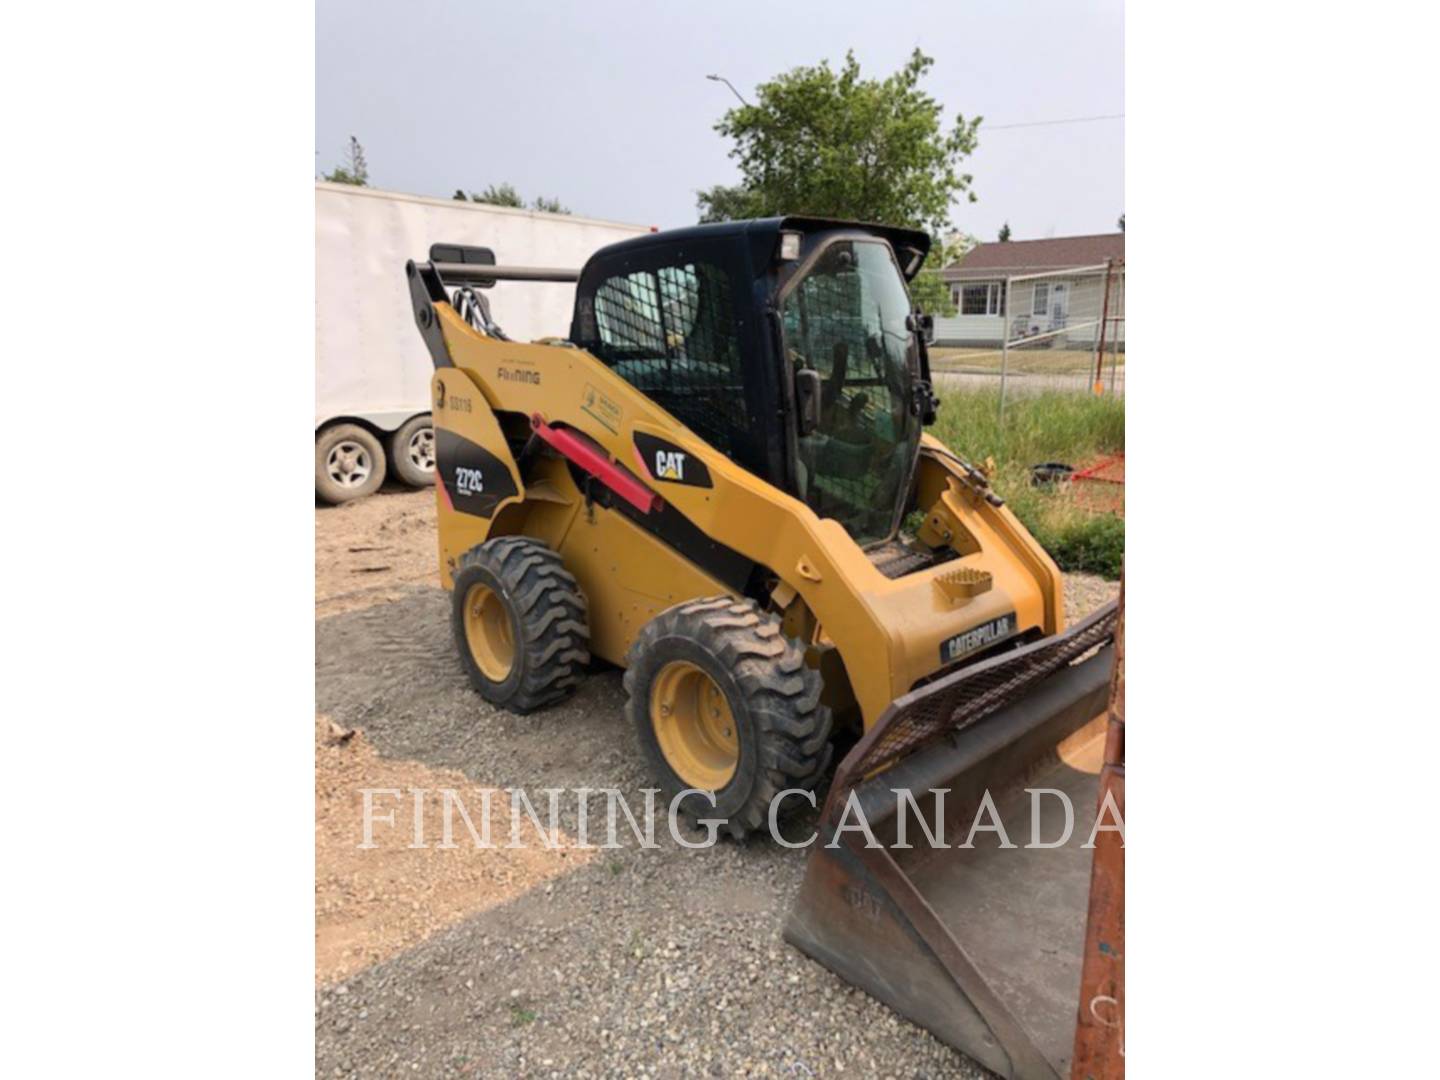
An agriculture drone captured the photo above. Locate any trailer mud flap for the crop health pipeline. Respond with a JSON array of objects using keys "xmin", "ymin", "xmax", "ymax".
[{"xmin": 784, "ymin": 601, "xmax": 1122, "ymax": 1079}]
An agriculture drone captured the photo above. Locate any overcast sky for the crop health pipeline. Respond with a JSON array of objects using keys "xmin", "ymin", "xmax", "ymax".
[{"xmin": 317, "ymin": 0, "xmax": 1123, "ymax": 241}]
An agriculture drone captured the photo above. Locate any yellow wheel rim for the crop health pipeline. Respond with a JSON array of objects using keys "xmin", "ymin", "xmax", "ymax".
[
  {"xmin": 650, "ymin": 660, "xmax": 738, "ymax": 790},
  {"xmin": 462, "ymin": 582, "xmax": 515, "ymax": 682}
]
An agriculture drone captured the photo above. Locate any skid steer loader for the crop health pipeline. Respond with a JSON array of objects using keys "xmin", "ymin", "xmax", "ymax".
[{"xmin": 405, "ymin": 218, "xmax": 1121, "ymax": 1076}]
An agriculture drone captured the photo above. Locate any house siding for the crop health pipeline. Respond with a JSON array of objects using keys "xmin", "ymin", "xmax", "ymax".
[
  {"xmin": 935, "ymin": 274, "xmax": 1124, "ymax": 349},
  {"xmin": 933, "ymin": 314, "xmax": 1004, "ymax": 346}
]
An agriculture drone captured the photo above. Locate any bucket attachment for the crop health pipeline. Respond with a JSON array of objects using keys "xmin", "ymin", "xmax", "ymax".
[{"xmin": 785, "ymin": 600, "xmax": 1124, "ymax": 1079}]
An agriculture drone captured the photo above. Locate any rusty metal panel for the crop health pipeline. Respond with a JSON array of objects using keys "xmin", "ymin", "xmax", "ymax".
[{"xmin": 1071, "ymin": 591, "xmax": 1125, "ymax": 1079}]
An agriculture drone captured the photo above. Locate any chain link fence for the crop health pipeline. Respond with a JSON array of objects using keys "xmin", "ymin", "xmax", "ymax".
[{"xmin": 928, "ymin": 260, "xmax": 1125, "ymax": 407}]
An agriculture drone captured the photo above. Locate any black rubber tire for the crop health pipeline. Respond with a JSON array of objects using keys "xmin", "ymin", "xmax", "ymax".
[
  {"xmin": 624, "ymin": 597, "xmax": 833, "ymax": 839},
  {"xmin": 451, "ymin": 537, "xmax": 590, "ymax": 713},
  {"xmin": 791, "ymin": 741, "xmax": 835, "ymax": 794},
  {"xmin": 1030, "ymin": 462, "xmax": 1074, "ymax": 488},
  {"xmin": 315, "ymin": 423, "xmax": 386, "ymax": 504},
  {"xmin": 389, "ymin": 415, "xmax": 436, "ymax": 488}
]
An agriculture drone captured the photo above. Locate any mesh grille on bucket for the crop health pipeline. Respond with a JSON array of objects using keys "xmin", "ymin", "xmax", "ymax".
[{"xmin": 846, "ymin": 601, "xmax": 1119, "ymax": 781}]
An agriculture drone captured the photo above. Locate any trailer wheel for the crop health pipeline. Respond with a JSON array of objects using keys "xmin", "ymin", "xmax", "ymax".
[
  {"xmin": 389, "ymin": 415, "xmax": 436, "ymax": 488},
  {"xmin": 451, "ymin": 538, "xmax": 591, "ymax": 713},
  {"xmin": 316, "ymin": 423, "xmax": 387, "ymax": 504},
  {"xmin": 624, "ymin": 597, "xmax": 832, "ymax": 839}
]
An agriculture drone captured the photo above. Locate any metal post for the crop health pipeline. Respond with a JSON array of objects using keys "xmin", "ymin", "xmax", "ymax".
[
  {"xmin": 432, "ymin": 261, "xmax": 580, "ymax": 284},
  {"xmin": 1091, "ymin": 283, "xmax": 1104, "ymax": 388},
  {"xmin": 1108, "ymin": 328, "xmax": 1118, "ymax": 395},
  {"xmin": 998, "ymin": 274, "xmax": 1013, "ymax": 428},
  {"xmin": 1107, "ymin": 263, "xmax": 1123, "ymax": 396},
  {"xmin": 1093, "ymin": 259, "xmax": 1113, "ymax": 395}
]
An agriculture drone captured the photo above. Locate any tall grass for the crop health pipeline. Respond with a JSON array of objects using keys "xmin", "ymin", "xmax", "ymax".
[
  {"xmin": 929, "ymin": 390, "xmax": 1125, "ymax": 579},
  {"xmin": 930, "ymin": 388, "xmax": 1125, "ymax": 466}
]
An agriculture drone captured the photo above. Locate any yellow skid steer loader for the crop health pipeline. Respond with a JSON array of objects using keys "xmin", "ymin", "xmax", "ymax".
[{"xmin": 405, "ymin": 219, "xmax": 1121, "ymax": 1076}]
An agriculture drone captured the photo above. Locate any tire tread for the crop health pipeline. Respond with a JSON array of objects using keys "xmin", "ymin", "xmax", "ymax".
[
  {"xmin": 454, "ymin": 537, "xmax": 590, "ymax": 713},
  {"xmin": 623, "ymin": 596, "xmax": 833, "ymax": 838}
]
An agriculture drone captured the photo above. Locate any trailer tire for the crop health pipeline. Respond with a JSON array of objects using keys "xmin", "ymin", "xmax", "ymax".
[
  {"xmin": 316, "ymin": 423, "xmax": 387, "ymax": 504},
  {"xmin": 389, "ymin": 415, "xmax": 436, "ymax": 488},
  {"xmin": 451, "ymin": 538, "xmax": 591, "ymax": 714},
  {"xmin": 625, "ymin": 597, "xmax": 832, "ymax": 839}
]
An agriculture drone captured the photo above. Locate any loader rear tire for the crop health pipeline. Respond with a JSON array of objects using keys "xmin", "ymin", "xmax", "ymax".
[
  {"xmin": 624, "ymin": 597, "xmax": 832, "ymax": 839},
  {"xmin": 451, "ymin": 538, "xmax": 590, "ymax": 714}
]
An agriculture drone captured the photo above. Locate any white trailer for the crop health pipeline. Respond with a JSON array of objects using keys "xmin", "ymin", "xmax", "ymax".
[{"xmin": 315, "ymin": 182, "xmax": 651, "ymax": 502}]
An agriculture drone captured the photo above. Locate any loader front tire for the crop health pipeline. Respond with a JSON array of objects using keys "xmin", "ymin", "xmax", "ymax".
[
  {"xmin": 451, "ymin": 538, "xmax": 590, "ymax": 714},
  {"xmin": 624, "ymin": 597, "xmax": 832, "ymax": 839}
]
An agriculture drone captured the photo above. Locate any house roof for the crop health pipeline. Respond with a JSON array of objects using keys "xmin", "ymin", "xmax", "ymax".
[{"xmin": 944, "ymin": 232, "xmax": 1124, "ymax": 280}]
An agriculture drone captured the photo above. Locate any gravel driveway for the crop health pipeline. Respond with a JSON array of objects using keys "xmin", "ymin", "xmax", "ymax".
[{"xmin": 315, "ymin": 488, "xmax": 1119, "ymax": 1078}]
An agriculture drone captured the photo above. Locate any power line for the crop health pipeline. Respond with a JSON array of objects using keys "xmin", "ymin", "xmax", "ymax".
[{"xmin": 984, "ymin": 113, "xmax": 1124, "ymax": 131}]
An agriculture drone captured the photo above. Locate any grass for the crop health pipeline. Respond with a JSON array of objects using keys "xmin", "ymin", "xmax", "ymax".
[
  {"xmin": 930, "ymin": 387, "xmax": 1125, "ymax": 464},
  {"xmin": 928, "ymin": 389, "xmax": 1125, "ymax": 579}
]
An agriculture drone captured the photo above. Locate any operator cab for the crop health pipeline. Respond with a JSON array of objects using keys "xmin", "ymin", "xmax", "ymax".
[{"xmin": 570, "ymin": 217, "xmax": 938, "ymax": 547}]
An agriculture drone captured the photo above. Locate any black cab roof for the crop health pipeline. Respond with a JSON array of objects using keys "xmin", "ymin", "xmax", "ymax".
[{"xmin": 579, "ymin": 216, "xmax": 932, "ymax": 283}]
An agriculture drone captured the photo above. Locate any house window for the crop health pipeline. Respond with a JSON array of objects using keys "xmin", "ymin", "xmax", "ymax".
[
  {"xmin": 961, "ymin": 282, "xmax": 1004, "ymax": 316},
  {"xmin": 1032, "ymin": 282, "xmax": 1050, "ymax": 316}
]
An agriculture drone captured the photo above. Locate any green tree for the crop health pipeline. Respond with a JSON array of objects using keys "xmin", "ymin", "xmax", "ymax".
[
  {"xmin": 909, "ymin": 232, "xmax": 978, "ymax": 317},
  {"xmin": 998, "ymin": 221, "xmax": 1011, "ymax": 242},
  {"xmin": 322, "ymin": 136, "xmax": 368, "ymax": 186},
  {"xmin": 909, "ymin": 272, "xmax": 954, "ymax": 317},
  {"xmin": 694, "ymin": 183, "xmax": 768, "ymax": 223},
  {"xmin": 454, "ymin": 185, "xmax": 572, "ymax": 214},
  {"xmin": 1117, "ymin": 213, "xmax": 1125, "ymax": 233},
  {"xmin": 472, "ymin": 183, "xmax": 525, "ymax": 208},
  {"xmin": 696, "ymin": 48, "xmax": 980, "ymax": 241}
]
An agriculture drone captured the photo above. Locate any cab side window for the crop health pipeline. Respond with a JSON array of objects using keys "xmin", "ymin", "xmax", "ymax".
[{"xmin": 592, "ymin": 262, "xmax": 746, "ymax": 452}]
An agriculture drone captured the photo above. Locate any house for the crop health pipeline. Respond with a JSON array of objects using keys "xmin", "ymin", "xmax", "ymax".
[{"xmin": 936, "ymin": 232, "xmax": 1125, "ymax": 349}]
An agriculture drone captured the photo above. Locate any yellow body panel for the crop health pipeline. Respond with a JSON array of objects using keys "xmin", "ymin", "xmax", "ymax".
[
  {"xmin": 430, "ymin": 301, "xmax": 1065, "ymax": 729},
  {"xmin": 532, "ymin": 460, "xmax": 730, "ymax": 663}
]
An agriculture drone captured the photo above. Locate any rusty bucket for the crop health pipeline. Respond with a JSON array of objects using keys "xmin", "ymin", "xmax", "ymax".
[{"xmin": 785, "ymin": 599, "xmax": 1125, "ymax": 1078}]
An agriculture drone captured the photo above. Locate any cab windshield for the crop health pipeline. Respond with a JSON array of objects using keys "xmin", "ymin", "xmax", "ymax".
[{"xmin": 780, "ymin": 239, "xmax": 921, "ymax": 545}]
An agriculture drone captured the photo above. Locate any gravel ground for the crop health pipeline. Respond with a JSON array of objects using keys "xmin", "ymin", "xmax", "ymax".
[{"xmin": 315, "ymin": 488, "xmax": 1120, "ymax": 1078}]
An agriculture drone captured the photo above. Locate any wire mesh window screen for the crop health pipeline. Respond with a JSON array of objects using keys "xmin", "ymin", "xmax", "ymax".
[{"xmin": 591, "ymin": 263, "xmax": 746, "ymax": 452}]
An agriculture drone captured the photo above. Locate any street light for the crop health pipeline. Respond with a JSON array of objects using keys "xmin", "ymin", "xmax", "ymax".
[{"xmin": 705, "ymin": 73, "xmax": 749, "ymax": 106}]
